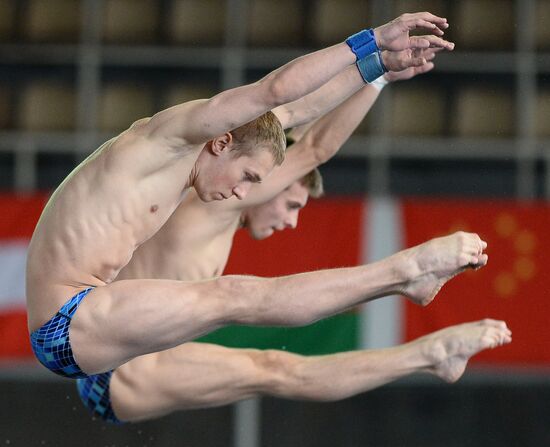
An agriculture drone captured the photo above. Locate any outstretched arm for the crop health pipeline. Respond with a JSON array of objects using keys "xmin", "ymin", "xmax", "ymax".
[
  {"xmin": 272, "ymin": 65, "xmax": 366, "ymax": 131},
  {"xmin": 273, "ymin": 34, "xmax": 453, "ymax": 131},
  {"xmin": 225, "ymin": 46, "xmax": 441, "ymax": 210},
  {"xmin": 139, "ymin": 12, "xmax": 450, "ymax": 146}
]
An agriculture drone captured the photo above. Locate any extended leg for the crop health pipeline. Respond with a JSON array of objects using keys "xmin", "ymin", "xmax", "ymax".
[
  {"xmin": 70, "ymin": 232, "xmax": 487, "ymax": 374},
  {"xmin": 109, "ymin": 319, "xmax": 511, "ymax": 422}
]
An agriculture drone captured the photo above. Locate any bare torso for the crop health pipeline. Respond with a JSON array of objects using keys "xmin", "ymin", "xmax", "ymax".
[
  {"xmin": 117, "ymin": 190, "xmax": 241, "ymax": 282},
  {"xmin": 26, "ymin": 123, "xmax": 201, "ymax": 331}
]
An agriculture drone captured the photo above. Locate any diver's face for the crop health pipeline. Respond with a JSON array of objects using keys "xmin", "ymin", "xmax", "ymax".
[
  {"xmin": 242, "ymin": 181, "xmax": 309, "ymax": 239},
  {"xmin": 195, "ymin": 143, "xmax": 275, "ymax": 202}
]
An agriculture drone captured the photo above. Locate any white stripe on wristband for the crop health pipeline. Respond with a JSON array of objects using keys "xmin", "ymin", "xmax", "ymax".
[{"xmin": 369, "ymin": 75, "xmax": 389, "ymax": 92}]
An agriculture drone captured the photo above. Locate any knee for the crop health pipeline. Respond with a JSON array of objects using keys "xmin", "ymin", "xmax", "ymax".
[
  {"xmin": 251, "ymin": 349, "xmax": 301, "ymax": 395},
  {"xmin": 212, "ymin": 275, "xmax": 269, "ymax": 319}
]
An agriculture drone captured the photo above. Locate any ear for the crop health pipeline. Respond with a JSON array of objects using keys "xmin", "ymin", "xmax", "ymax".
[{"xmin": 210, "ymin": 132, "xmax": 233, "ymax": 156}]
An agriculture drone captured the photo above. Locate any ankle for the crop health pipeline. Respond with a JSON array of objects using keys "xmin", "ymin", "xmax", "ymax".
[
  {"xmin": 389, "ymin": 248, "xmax": 419, "ymax": 286},
  {"xmin": 418, "ymin": 337, "xmax": 447, "ymax": 366}
]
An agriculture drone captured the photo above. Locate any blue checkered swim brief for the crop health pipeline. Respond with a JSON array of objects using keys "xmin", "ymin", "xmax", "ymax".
[
  {"xmin": 30, "ymin": 287, "xmax": 123, "ymax": 424},
  {"xmin": 30, "ymin": 287, "xmax": 94, "ymax": 379},
  {"xmin": 77, "ymin": 371, "xmax": 123, "ymax": 424}
]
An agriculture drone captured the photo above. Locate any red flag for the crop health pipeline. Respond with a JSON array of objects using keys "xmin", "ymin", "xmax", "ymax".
[
  {"xmin": 225, "ymin": 196, "xmax": 364, "ymax": 275},
  {"xmin": 208, "ymin": 196, "xmax": 365, "ymax": 354},
  {"xmin": 404, "ymin": 199, "xmax": 550, "ymax": 365},
  {"xmin": 0, "ymin": 193, "xmax": 48, "ymax": 359}
]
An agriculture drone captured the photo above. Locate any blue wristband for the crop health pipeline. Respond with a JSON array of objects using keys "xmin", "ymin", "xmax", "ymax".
[
  {"xmin": 345, "ymin": 29, "xmax": 380, "ymax": 60},
  {"xmin": 356, "ymin": 51, "xmax": 387, "ymax": 83}
]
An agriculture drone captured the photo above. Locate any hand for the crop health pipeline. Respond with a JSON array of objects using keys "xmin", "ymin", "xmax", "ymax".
[
  {"xmin": 382, "ymin": 46, "xmax": 444, "ymax": 81},
  {"xmin": 374, "ymin": 12, "xmax": 450, "ymax": 51}
]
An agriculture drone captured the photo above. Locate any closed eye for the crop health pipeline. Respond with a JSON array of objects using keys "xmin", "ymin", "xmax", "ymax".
[
  {"xmin": 287, "ymin": 201, "xmax": 303, "ymax": 210},
  {"xmin": 244, "ymin": 172, "xmax": 262, "ymax": 183}
]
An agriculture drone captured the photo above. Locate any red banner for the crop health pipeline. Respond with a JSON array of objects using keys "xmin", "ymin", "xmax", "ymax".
[
  {"xmin": 0, "ymin": 310, "xmax": 32, "ymax": 358},
  {"xmin": 403, "ymin": 199, "xmax": 550, "ymax": 365},
  {"xmin": 225, "ymin": 196, "xmax": 364, "ymax": 275},
  {"xmin": 0, "ymin": 193, "xmax": 47, "ymax": 358},
  {"xmin": 204, "ymin": 196, "xmax": 365, "ymax": 354},
  {"xmin": 0, "ymin": 193, "xmax": 48, "ymax": 240}
]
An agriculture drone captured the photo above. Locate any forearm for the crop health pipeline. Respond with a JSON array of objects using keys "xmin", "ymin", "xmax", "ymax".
[
  {"xmin": 301, "ymin": 83, "xmax": 381, "ymax": 164},
  {"xmin": 273, "ymin": 65, "xmax": 365, "ymax": 130},
  {"xmin": 264, "ymin": 43, "xmax": 357, "ymax": 110},
  {"xmin": 144, "ymin": 43, "xmax": 356, "ymax": 144}
]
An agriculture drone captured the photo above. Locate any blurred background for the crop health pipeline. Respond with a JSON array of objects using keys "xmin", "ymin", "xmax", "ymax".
[{"xmin": 1, "ymin": 0, "xmax": 550, "ymax": 446}]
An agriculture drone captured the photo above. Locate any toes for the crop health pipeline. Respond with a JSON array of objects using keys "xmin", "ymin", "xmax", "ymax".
[
  {"xmin": 475, "ymin": 234, "xmax": 487, "ymax": 252},
  {"xmin": 470, "ymin": 253, "xmax": 488, "ymax": 269},
  {"xmin": 482, "ymin": 326, "xmax": 512, "ymax": 348},
  {"xmin": 481, "ymin": 334, "xmax": 498, "ymax": 349},
  {"xmin": 481, "ymin": 318, "xmax": 508, "ymax": 329},
  {"xmin": 466, "ymin": 233, "xmax": 487, "ymax": 255}
]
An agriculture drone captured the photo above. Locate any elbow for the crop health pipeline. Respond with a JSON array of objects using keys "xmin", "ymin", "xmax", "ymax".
[
  {"xmin": 262, "ymin": 75, "xmax": 292, "ymax": 108},
  {"xmin": 312, "ymin": 146, "xmax": 332, "ymax": 165},
  {"xmin": 303, "ymin": 138, "xmax": 333, "ymax": 165}
]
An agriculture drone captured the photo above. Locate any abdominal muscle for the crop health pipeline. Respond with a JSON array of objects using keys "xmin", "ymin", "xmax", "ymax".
[{"xmin": 26, "ymin": 134, "xmax": 195, "ymax": 331}]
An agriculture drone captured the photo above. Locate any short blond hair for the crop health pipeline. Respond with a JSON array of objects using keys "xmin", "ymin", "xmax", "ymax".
[
  {"xmin": 230, "ymin": 111, "xmax": 286, "ymax": 166},
  {"xmin": 300, "ymin": 168, "xmax": 324, "ymax": 198}
]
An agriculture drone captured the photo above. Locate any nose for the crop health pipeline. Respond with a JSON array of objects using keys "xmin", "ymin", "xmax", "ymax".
[
  {"xmin": 232, "ymin": 183, "xmax": 250, "ymax": 200},
  {"xmin": 285, "ymin": 214, "xmax": 298, "ymax": 229}
]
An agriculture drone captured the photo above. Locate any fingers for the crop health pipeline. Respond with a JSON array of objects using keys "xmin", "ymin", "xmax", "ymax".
[
  {"xmin": 409, "ymin": 37, "xmax": 431, "ymax": 49},
  {"xmin": 401, "ymin": 12, "xmax": 449, "ymax": 34},
  {"xmin": 408, "ymin": 57, "xmax": 427, "ymax": 68},
  {"xmin": 412, "ymin": 46, "xmax": 443, "ymax": 62},
  {"xmin": 414, "ymin": 61, "xmax": 435, "ymax": 74},
  {"xmin": 376, "ymin": 12, "xmax": 450, "ymax": 51},
  {"xmin": 422, "ymin": 50, "xmax": 437, "ymax": 62},
  {"xmin": 410, "ymin": 35, "xmax": 455, "ymax": 50}
]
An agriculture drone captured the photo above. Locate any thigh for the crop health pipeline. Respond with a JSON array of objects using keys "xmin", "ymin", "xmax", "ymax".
[
  {"xmin": 69, "ymin": 278, "xmax": 231, "ymax": 375},
  {"xmin": 110, "ymin": 342, "xmax": 264, "ymax": 422}
]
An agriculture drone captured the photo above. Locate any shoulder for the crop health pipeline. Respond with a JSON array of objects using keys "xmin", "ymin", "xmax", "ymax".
[{"xmin": 102, "ymin": 124, "xmax": 201, "ymax": 179}]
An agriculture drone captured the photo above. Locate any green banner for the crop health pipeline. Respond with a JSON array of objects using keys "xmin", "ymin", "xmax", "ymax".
[{"xmin": 198, "ymin": 312, "xmax": 359, "ymax": 355}]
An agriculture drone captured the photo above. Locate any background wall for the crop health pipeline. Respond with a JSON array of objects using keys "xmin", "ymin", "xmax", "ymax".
[{"xmin": 1, "ymin": 1, "xmax": 550, "ymax": 446}]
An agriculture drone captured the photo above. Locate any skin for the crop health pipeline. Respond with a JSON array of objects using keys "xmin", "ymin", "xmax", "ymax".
[
  {"xmin": 27, "ymin": 13, "xmax": 455, "ymax": 376},
  {"xmin": 111, "ymin": 320, "xmax": 511, "ymax": 422},
  {"xmin": 118, "ymin": 48, "xmax": 444, "ymax": 282},
  {"xmin": 104, "ymin": 50, "xmax": 511, "ymax": 424}
]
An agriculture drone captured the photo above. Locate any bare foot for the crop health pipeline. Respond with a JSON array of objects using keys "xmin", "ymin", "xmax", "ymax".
[
  {"xmin": 417, "ymin": 319, "xmax": 512, "ymax": 383},
  {"xmin": 396, "ymin": 232, "xmax": 488, "ymax": 306}
]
